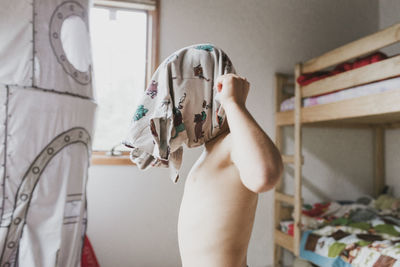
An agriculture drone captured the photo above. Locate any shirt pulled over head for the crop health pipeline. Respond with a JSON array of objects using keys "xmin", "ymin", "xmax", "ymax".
[{"xmin": 123, "ymin": 44, "xmax": 236, "ymax": 183}]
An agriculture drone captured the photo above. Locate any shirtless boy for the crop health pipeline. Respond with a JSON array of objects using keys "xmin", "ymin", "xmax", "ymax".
[{"xmin": 178, "ymin": 74, "xmax": 283, "ymax": 267}]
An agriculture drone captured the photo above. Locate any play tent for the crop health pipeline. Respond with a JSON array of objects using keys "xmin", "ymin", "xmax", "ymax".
[{"xmin": 0, "ymin": 0, "xmax": 96, "ymax": 265}]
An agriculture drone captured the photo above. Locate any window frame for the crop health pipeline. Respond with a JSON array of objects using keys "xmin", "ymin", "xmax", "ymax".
[{"xmin": 90, "ymin": 0, "xmax": 160, "ymax": 166}]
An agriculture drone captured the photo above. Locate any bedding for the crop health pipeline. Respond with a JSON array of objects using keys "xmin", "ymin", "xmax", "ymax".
[
  {"xmin": 279, "ymin": 195, "xmax": 400, "ymax": 267},
  {"xmin": 280, "ymin": 200, "xmax": 374, "ymax": 236},
  {"xmin": 300, "ymin": 219, "xmax": 400, "ymax": 267},
  {"xmin": 297, "ymin": 52, "xmax": 388, "ymax": 86},
  {"xmin": 280, "ymin": 76, "xmax": 400, "ymax": 111}
]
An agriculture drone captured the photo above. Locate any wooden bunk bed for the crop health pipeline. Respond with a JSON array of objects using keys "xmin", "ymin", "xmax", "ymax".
[{"xmin": 273, "ymin": 23, "xmax": 400, "ymax": 266}]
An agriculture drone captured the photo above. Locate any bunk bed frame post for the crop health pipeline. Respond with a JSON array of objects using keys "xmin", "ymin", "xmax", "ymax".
[
  {"xmin": 273, "ymin": 73, "xmax": 285, "ymax": 267},
  {"xmin": 373, "ymin": 127, "xmax": 385, "ymax": 197},
  {"xmin": 293, "ymin": 64, "xmax": 303, "ymax": 256},
  {"xmin": 273, "ymin": 73, "xmax": 302, "ymax": 266}
]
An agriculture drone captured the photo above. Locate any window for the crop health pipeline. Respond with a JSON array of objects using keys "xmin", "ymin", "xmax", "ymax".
[{"xmin": 90, "ymin": 0, "xmax": 159, "ymax": 164}]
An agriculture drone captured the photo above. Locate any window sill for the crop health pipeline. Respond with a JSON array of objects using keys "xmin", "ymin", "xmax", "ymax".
[{"xmin": 91, "ymin": 151, "xmax": 135, "ymax": 166}]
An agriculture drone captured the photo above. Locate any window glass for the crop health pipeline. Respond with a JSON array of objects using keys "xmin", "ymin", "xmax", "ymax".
[{"xmin": 90, "ymin": 7, "xmax": 147, "ymax": 151}]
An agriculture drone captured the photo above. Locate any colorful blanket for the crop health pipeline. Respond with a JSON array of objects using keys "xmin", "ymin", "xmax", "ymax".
[
  {"xmin": 293, "ymin": 196, "xmax": 400, "ymax": 266},
  {"xmin": 301, "ymin": 220, "xmax": 400, "ymax": 267}
]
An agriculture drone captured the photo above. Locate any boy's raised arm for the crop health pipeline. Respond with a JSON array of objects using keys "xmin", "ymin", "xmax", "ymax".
[{"xmin": 216, "ymin": 74, "xmax": 283, "ymax": 193}]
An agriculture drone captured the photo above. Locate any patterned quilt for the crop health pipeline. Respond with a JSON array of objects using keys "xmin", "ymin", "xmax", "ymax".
[{"xmin": 298, "ymin": 196, "xmax": 400, "ymax": 266}]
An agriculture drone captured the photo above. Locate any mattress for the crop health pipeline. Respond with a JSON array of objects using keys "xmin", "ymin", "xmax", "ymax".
[{"xmin": 280, "ymin": 76, "xmax": 400, "ymax": 111}]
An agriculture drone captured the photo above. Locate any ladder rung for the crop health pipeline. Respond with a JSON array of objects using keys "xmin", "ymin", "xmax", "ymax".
[
  {"xmin": 282, "ymin": 154, "xmax": 304, "ymax": 164},
  {"xmin": 275, "ymin": 192, "xmax": 295, "ymax": 205},
  {"xmin": 274, "ymin": 230, "xmax": 294, "ymax": 253}
]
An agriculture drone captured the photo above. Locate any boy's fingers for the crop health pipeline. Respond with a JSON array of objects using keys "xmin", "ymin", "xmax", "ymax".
[
  {"xmin": 216, "ymin": 75, "xmax": 229, "ymax": 91},
  {"xmin": 216, "ymin": 74, "xmax": 249, "ymax": 92},
  {"xmin": 217, "ymin": 82, "xmax": 223, "ymax": 92}
]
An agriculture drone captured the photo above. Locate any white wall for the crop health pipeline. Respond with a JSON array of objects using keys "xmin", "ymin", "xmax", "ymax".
[
  {"xmin": 87, "ymin": 1, "xmax": 380, "ymax": 266},
  {"xmin": 379, "ymin": 0, "xmax": 400, "ymax": 198}
]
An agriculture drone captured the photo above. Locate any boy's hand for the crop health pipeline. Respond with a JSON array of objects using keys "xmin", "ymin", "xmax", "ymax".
[
  {"xmin": 216, "ymin": 74, "xmax": 250, "ymax": 108},
  {"xmin": 216, "ymin": 74, "xmax": 282, "ymax": 193}
]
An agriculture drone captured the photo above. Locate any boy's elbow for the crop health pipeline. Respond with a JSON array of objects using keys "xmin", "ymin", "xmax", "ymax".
[
  {"xmin": 256, "ymin": 170, "xmax": 282, "ymax": 193},
  {"xmin": 251, "ymin": 159, "xmax": 283, "ymax": 193}
]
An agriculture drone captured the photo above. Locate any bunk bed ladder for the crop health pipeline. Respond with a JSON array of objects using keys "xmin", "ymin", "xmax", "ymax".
[{"xmin": 273, "ymin": 67, "xmax": 303, "ymax": 267}]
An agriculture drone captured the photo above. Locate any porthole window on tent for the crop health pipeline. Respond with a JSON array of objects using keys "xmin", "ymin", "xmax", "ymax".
[{"xmin": 90, "ymin": 0, "xmax": 159, "ymax": 164}]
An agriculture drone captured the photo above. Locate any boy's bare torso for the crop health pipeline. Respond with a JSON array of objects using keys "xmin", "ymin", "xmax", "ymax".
[{"xmin": 178, "ymin": 132, "xmax": 258, "ymax": 267}]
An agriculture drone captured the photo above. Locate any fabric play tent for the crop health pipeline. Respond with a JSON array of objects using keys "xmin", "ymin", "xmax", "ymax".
[{"xmin": 0, "ymin": 0, "xmax": 96, "ymax": 266}]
